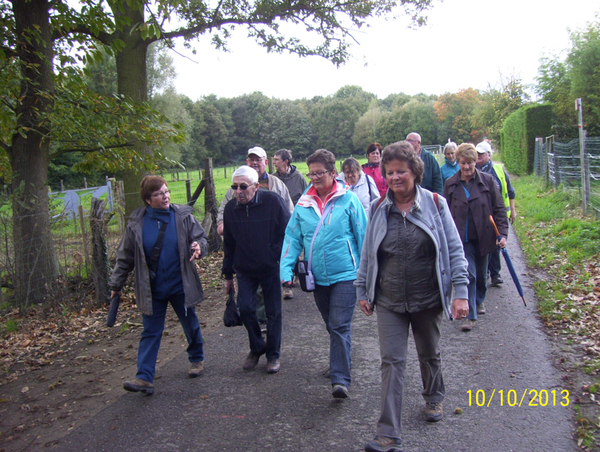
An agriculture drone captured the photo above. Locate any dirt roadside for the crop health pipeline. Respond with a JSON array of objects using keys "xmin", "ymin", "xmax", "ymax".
[{"xmin": 0, "ymin": 256, "xmax": 226, "ymax": 452}]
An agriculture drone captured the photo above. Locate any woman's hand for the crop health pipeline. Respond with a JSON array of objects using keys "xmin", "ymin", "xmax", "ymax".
[
  {"xmin": 189, "ymin": 241, "xmax": 202, "ymax": 261},
  {"xmin": 359, "ymin": 299, "xmax": 373, "ymax": 316},
  {"xmin": 452, "ymin": 298, "xmax": 469, "ymax": 319},
  {"xmin": 496, "ymin": 236, "xmax": 507, "ymax": 249}
]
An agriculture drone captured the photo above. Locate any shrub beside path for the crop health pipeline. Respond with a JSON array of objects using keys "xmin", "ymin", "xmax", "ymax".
[{"xmin": 51, "ymin": 226, "xmax": 575, "ymax": 452}]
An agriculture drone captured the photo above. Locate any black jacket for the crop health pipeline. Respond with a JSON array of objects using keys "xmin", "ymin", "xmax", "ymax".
[{"xmin": 222, "ymin": 189, "xmax": 291, "ymax": 279}]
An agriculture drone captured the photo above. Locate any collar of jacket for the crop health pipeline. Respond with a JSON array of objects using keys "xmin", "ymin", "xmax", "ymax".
[
  {"xmin": 445, "ymin": 158, "xmax": 458, "ymax": 167},
  {"xmin": 381, "ymin": 186, "xmax": 423, "ymax": 213},
  {"xmin": 297, "ymin": 179, "xmax": 348, "ymax": 209},
  {"xmin": 233, "ymin": 188, "xmax": 262, "ymax": 209}
]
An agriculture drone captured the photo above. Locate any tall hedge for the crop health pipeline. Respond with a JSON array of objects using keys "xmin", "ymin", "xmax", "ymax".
[{"xmin": 500, "ymin": 104, "xmax": 553, "ymax": 175}]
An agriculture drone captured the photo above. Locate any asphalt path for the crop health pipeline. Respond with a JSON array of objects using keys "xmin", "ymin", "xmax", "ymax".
[{"xmin": 56, "ymin": 226, "xmax": 576, "ymax": 451}]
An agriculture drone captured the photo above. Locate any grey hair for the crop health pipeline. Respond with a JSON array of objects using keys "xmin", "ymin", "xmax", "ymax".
[
  {"xmin": 232, "ymin": 165, "xmax": 259, "ymax": 184},
  {"xmin": 444, "ymin": 142, "xmax": 458, "ymax": 152}
]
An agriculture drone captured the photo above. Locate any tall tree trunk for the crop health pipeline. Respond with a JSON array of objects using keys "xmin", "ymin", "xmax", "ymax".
[
  {"xmin": 113, "ymin": 3, "xmax": 150, "ymax": 218},
  {"xmin": 10, "ymin": 0, "xmax": 58, "ymax": 306}
]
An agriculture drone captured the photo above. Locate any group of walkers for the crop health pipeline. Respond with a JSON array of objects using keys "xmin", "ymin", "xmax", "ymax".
[{"xmin": 108, "ymin": 132, "xmax": 516, "ymax": 452}]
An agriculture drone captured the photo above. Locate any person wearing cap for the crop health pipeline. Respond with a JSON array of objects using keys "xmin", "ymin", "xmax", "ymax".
[
  {"xmin": 217, "ymin": 146, "xmax": 295, "ymax": 302},
  {"xmin": 406, "ymin": 132, "xmax": 443, "ymax": 195},
  {"xmin": 475, "ymin": 140, "xmax": 516, "ymax": 288},
  {"xmin": 222, "ymin": 166, "xmax": 291, "ymax": 374}
]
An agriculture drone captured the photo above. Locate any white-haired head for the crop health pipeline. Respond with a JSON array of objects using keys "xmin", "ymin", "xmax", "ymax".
[{"xmin": 232, "ymin": 165, "xmax": 259, "ymax": 184}]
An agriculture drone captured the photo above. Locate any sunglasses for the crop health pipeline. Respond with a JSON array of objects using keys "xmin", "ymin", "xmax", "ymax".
[{"xmin": 231, "ymin": 183, "xmax": 251, "ymax": 190}]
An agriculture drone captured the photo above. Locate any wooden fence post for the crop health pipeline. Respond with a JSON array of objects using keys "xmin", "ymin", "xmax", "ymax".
[
  {"xmin": 90, "ymin": 198, "xmax": 112, "ymax": 306},
  {"xmin": 78, "ymin": 205, "xmax": 90, "ymax": 271},
  {"xmin": 203, "ymin": 158, "xmax": 221, "ymax": 252}
]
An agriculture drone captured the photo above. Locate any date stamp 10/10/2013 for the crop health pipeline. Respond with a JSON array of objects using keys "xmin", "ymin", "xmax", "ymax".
[{"xmin": 467, "ymin": 389, "xmax": 570, "ymax": 408}]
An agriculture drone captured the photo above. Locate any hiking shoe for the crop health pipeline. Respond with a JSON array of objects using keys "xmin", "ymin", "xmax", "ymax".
[
  {"xmin": 283, "ymin": 286, "xmax": 294, "ymax": 299},
  {"xmin": 461, "ymin": 320, "xmax": 475, "ymax": 331},
  {"xmin": 243, "ymin": 351, "xmax": 263, "ymax": 371},
  {"xmin": 477, "ymin": 303, "xmax": 486, "ymax": 315},
  {"xmin": 332, "ymin": 384, "xmax": 349, "ymax": 399},
  {"xmin": 425, "ymin": 401, "xmax": 443, "ymax": 422},
  {"xmin": 266, "ymin": 359, "xmax": 280, "ymax": 374},
  {"xmin": 491, "ymin": 275, "xmax": 504, "ymax": 286},
  {"xmin": 123, "ymin": 378, "xmax": 154, "ymax": 395},
  {"xmin": 188, "ymin": 361, "xmax": 204, "ymax": 378},
  {"xmin": 364, "ymin": 435, "xmax": 403, "ymax": 452}
]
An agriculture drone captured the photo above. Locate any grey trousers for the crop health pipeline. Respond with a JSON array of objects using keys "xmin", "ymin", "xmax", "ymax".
[{"xmin": 375, "ymin": 304, "xmax": 445, "ymax": 439}]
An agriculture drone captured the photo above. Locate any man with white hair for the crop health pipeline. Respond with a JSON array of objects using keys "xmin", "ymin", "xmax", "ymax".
[
  {"xmin": 217, "ymin": 146, "xmax": 295, "ymax": 302},
  {"xmin": 406, "ymin": 132, "xmax": 443, "ymax": 195},
  {"xmin": 476, "ymin": 140, "xmax": 516, "ymax": 290},
  {"xmin": 222, "ymin": 166, "xmax": 291, "ymax": 374}
]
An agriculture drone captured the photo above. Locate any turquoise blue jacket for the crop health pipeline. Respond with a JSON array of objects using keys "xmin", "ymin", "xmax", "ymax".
[
  {"xmin": 280, "ymin": 179, "xmax": 367, "ymax": 286},
  {"xmin": 440, "ymin": 158, "xmax": 460, "ymax": 183}
]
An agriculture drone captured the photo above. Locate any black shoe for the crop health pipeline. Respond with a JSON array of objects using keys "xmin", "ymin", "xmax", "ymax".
[
  {"xmin": 266, "ymin": 359, "xmax": 280, "ymax": 374},
  {"xmin": 242, "ymin": 351, "xmax": 263, "ymax": 371},
  {"xmin": 123, "ymin": 378, "xmax": 154, "ymax": 395},
  {"xmin": 491, "ymin": 275, "xmax": 504, "ymax": 286},
  {"xmin": 332, "ymin": 384, "xmax": 349, "ymax": 399},
  {"xmin": 364, "ymin": 436, "xmax": 403, "ymax": 452}
]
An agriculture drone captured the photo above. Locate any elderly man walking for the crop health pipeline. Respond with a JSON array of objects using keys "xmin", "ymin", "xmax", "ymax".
[
  {"xmin": 222, "ymin": 166, "xmax": 291, "ymax": 374},
  {"xmin": 406, "ymin": 132, "xmax": 443, "ymax": 195}
]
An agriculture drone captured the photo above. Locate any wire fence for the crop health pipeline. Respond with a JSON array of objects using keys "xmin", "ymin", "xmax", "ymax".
[{"xmin": 534, "ymin": 136, "xmax": 600, "ymax": 216}]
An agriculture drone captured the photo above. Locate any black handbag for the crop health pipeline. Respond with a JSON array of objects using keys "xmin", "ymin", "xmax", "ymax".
[
  {"xmin": 223, "ymin": 288, "xmax": 242, "ymax": 327},
  {"xmin": 294, "ymin": 260, "xmax": 315, "ymax": 292}
]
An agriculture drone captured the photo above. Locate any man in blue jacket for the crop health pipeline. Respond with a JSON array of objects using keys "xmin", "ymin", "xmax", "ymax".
[{"xmin": 222, "ymin": 166, "xmax": 291, "ymax": 374}]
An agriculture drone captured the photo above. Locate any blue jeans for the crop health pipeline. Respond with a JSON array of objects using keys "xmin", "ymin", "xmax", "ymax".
[
  {"xmin": 313, "ymin": 280, "xmax": 356, "ymax": 388},
  {"xmin": 463, "ymin": 241, "xmax": 489, "ymax": 321},
  {"xmin": 236, "ymin": 270, "xmax": 282, "ymax": 361},
  {"xmin": 137, "ymin": 293, "xmax": 204, "ymax": 383},
  {"xmin": 488, "ymin": 248, "xmax": 502, "ymax": 278}
]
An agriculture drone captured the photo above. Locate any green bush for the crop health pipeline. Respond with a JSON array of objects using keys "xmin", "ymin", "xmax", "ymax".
[{"xmin": 500, "ymin": 104, "xmax": 553, "ymax": 175}]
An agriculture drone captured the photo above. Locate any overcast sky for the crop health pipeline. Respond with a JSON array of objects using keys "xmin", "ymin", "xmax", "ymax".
[{"xmin": 171, "ymin": 0, "xmax": 599, "ymax": 101}]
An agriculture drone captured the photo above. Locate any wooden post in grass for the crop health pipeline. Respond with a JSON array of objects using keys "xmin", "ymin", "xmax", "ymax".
[
  {"xmin": 78, "ymin": 205, "xmax": 90, "ymax": 271},
  {"xmin": 90, "ymin": 198, "xmax": 112, "ymax": 306},
  {"xmin": 203, "ymin": 158, "xmax": 221, "ymax": 252}
]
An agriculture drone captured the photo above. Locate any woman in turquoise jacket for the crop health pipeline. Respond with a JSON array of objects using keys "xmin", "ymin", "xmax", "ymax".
[{"xmin": 280, "ymin": 149, "xmax": 367, "ymax": 400}]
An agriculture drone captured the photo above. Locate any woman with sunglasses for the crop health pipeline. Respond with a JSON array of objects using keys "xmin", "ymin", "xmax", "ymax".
[
  {"xmin": 280, "ymin": 149, "xmax": 367, "ymax": 399},
  {"xmin": 110, "ymin": 175, "xmax": 208, "ymax": 395}
]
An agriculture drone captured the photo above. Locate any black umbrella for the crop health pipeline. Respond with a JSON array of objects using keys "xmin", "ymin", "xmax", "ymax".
[
  {"xmin": 106, "ymin": 293, "xmax": 121, "ymax": 327},
  {"xmin": 489, "ymin": 215, "xmax": 527, "ymax": 307}
]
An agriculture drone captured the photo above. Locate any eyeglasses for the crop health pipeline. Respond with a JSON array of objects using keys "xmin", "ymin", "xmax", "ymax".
[
  {"xmin": 247, "ymin": 157, "xmax": 264, "ymax": 163},
  {"xmin": 151, "ymin": 190, "xmax": 170, "ymax": 198},
  {"xmin": 231, "ymin": 183, "xmax": 251, "ymax": 190},
  {"xmin": 306, "ymin": 170, "xmax": 331, "ymax": 179}
]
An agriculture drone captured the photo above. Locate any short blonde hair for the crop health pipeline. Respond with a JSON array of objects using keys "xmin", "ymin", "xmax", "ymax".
[{"xmin": 456, "ymin": 143, "xmax": 477, "ymax": 163}]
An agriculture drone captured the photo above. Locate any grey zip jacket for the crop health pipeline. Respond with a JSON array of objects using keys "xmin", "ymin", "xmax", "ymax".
[
  {"xmin": 354, "ymin": 186, "xmax": 468, "ymax": 320},
  {"xmin": 109, "ymin": 204, "xmax": 208, "ymax": 316}
]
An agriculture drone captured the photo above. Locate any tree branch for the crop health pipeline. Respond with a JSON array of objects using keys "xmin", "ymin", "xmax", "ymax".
[{"xmin": 50, "ymin": 142, "xmax": 135, "ymax": 159}]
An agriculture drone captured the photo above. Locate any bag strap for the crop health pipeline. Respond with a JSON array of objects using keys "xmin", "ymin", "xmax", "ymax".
[
  {"xmin": 147, "ymin": 221, "xmax": 168, "ymax": 277},
  {"xmin": 433, "ymin": 192, "xmax": 439, "ymax": 210},
  {"xmin": 307, "ymin": 201, "xmax": 335, "ymax": 273}
]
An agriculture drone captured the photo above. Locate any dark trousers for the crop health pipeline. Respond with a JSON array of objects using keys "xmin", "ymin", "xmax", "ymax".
[
  {"xmin": 463, "ymin": 240, "xmax": 489, "ymax": 320},
  {"xmin": 137, "ymin": 293, "xmax": 204, "ymax": 383},
  {"xmin": 237, "ymin": 270, "xmax": 282, "ymax": 361},
  {"xmin": 488, "ymin": 248, "xmax": 502, "ymax": 278}
]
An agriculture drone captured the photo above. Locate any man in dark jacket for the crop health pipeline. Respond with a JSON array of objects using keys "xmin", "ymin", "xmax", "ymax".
[
  {"xmin": 222, "ymin": 166, "xmax": 291, "ymax": 374},
  {"xmin": 406, "ymin": 132, "xmax": 443, "ymax": 195},
  {"xmin": 272, "ymin": 149, "xmax": 308, "ymax": 206}
]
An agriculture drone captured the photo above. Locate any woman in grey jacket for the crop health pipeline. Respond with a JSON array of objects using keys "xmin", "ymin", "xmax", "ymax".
[
  {"xmin": 355, "ymin": 142, "xmax": 469, "ymax": 452},
  {"xmin": 340, "ymin": 157, "xmax": 380, "ymax": 214},
  {"xmin": 110, "ymin": 176, "xmax": 208, "ymax": 395}
]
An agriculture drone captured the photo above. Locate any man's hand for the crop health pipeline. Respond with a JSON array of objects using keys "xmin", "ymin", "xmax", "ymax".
[
  {"xmin": 224, "ymin": 279, "xmax": 234, "ymax": 293},
  {"xmin": 359, "ymin": 299, "xmax": 373, "ymax": 316},
  {"xmin": 217, "ymin": 222, "xmax": 224, "ymax": 236}
]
